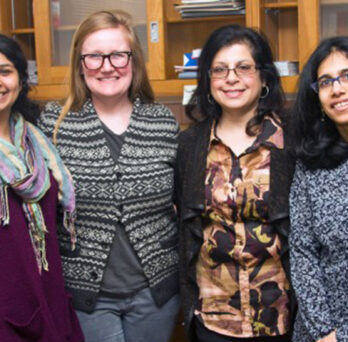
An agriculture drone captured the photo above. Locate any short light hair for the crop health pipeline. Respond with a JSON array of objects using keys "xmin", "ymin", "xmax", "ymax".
[{"xmin": 54, "ymin": 10, "xmax": 154, "ymax": 142}]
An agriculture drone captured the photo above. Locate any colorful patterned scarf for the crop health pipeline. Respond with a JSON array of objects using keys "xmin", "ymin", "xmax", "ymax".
[{"xmin": 0, "ymin": 113, "xmax": 76, "ymax": 273}]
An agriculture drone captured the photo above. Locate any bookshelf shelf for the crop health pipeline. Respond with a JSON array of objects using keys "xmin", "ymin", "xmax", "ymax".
[
  {"xmin": 54, "ymin": 25, "xmax": 77, "ymax": 32},
  {"xmin": 263, "ymin": 2, "xmax": 298, "ymax": 9},
  {"xmin": 167, "ymin": 14, "xmax": 245, "ymax": 24},
  {"xmin": 11, "ymin": 28, "xmax": 35, "ymax": 34},
  {"xmin": 321, "ymin": 0, "xmax": 348, "ymax": 4}
]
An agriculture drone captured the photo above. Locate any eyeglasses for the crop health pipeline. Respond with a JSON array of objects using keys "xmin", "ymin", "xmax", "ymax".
[
  {"xmin": 310, "ymin": 71, "xmax": 348, "ymax": 93},
  {"xmin": 80, "ymin": 51, "xmax": 132, "ymax": 70},
  {"xmin": 209, "ymin": 63, "xmax": 258, "ymax": 79}
]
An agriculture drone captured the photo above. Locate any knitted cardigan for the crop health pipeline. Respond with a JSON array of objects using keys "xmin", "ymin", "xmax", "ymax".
[
  {"xmin": 289, "ymin": 160, "xmax": 348, "ymax": 342},
  {"xmin": 39, "ymin": 98, "xmax": 179, "ymax": 312}
]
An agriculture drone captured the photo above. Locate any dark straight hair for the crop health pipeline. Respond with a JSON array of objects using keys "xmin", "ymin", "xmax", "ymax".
[
  {"xmin": 292, "ymin": 36, "xmax": 348, "ymax": 169},
  {"xmin": 0, "ymin": 34, "xmax": 39, "ymax": 124},
  {"xmin": 185, "ymin": 24, "xmax": 285, "ymax": 135}
]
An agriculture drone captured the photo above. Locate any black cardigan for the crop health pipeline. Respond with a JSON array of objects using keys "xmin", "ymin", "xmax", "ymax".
[{"xmin": 175, "ymin": 117, "xmax": 296, "ymax": 341}]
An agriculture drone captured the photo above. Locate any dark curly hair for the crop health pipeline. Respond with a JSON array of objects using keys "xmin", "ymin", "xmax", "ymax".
[
  {"xmin": 0, "ymin": 34, "xmax": 39, "ymax": 124},
  {"xmin": 292, "ymin": 36, "xmax": 348, "ymax": 170},
  {"xmin": 185, "ymin": 24, "xmax": 285, "ymax": 136}
]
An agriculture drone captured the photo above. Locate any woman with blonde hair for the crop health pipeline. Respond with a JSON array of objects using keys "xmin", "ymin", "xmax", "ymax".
[{"xmin": 39, "ymin": 10, "xmax": 179, "ymax": 342}]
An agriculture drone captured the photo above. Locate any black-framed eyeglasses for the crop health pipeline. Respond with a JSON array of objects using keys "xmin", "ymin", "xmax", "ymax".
[
  {"xmin": 209, "ymin": 63, "xmax": 258, "ymax": 80},
  {"xmin": 80, "ymin": 51, "xmax": 132, "ymax": 70},
  {"xmin": 310, "ymin": 71, "xmax": 348, "ymax": 93}
]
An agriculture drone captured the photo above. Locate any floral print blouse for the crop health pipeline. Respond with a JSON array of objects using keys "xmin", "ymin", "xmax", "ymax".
[{"xmin": 195, "ymin": 117, "xmax": 291, "ymax": 338}]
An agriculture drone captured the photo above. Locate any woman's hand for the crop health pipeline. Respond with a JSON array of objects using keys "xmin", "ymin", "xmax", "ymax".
[{"xmin": 317, "ymin": 330, "xmax": 337, "ymax": 342}]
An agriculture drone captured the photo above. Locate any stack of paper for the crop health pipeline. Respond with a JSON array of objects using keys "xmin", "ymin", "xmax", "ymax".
[
  {"xmin": 174, "ymin": 63, "xmax": 198, "ymax": 78},
  {"xmin": 174, "ymin": 49, "xmax": 201, "ymax": 79},
  {"xmin": 174, "ymin": 0, "xmax": 245, "ymax": 19},
  {"xmin": 274, "ymin": 61, "xmax": 299, "ymax": 76}
]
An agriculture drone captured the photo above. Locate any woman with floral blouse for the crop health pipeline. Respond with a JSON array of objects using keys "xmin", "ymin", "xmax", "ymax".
[{"xmin": 175, "ymin": 25, "xmax": 296, "ymax": 342}]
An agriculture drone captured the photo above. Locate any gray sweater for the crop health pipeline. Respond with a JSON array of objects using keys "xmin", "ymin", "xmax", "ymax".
[
  {"xmin": 289, "ymin": 160, "xmax": 348, "ymax": 342},
  {"xmin": 39, "ymin": 98, "xmax": 179, "ymax": 312}
]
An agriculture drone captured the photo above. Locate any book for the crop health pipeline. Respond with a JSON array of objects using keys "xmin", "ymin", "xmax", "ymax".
[
  {"xmin": 174, "ymin": 65, "xmax": 198, "ymax": 72},
  {"xmin": 180, "ymin": 9, "xmax": 245, "ymax": 18},
  {"xmin": 178, "ymin": 71, "xmax": 198, "ymax": 79},
  {"xmin": 174, "ymin": 0, "xmax": 245, "ymax": 19},
  {"xmin": 192, "ymin": 48, "xmax": 202, "ymax": 59},
  {"xmin": 181, "ymin": 0, "xmax": 239, "ymax": 3},
  {"xmin": 183, "ymin": 52, "xmax": 198, "ymax": 67},
  {"xmin": 175, "ymin": 3, "xmax": 244, "ymax": 10}
]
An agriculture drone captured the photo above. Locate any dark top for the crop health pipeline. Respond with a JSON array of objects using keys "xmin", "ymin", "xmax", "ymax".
[
  {"xmin": 100, "ymin": 121, "xmax": 148, "ymax": 296},
  {"xmin": 175, "ymin": 117, "xmax": 296, "ymax": 342},
  {"xmin": 0, "ymin": 174, "xmax": 84, "ymax": 342}
]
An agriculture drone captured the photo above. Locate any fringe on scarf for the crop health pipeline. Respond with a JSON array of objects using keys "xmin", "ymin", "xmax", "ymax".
[
  {"xmin": 23, "ymin": 202, "xmax": 48, "ymax": 273},
  {"xmin": 0, "ymin": 186, "xmax": 9, "ymax": 226},
  {"xmin": 64, "ymin": 210, "xmax": 77, "ymax": 250}
]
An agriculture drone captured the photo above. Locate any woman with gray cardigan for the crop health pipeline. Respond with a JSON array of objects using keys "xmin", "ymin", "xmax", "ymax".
[
  {"xmin": 39, "ymin": 10, "xmax": 179, "ymax": 342},
  {"xmin": 289, "ymin": 36, "xmax": 348, "ymax": 342}
]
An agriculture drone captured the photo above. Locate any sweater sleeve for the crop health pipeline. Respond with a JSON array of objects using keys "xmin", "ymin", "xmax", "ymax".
[
  {"xmin": 160, "ymin": 103, "xmax": 180, "ymax": 139},
  {"xmin": 37, "ymin": 102, "xmax": 60, "ymax": 141},
  {"xmin": 174, "ymin": 130, "xmax": 186, "ymax": 213},
  {"xmin": 289, "ymin": 161, "xmax": 335, "ymax": 340}
]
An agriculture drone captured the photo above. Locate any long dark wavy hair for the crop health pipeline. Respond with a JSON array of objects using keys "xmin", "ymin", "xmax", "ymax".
[
  {"xmin": 292, "ymin": 36, "xmax": 348, "ymax": 170},
  {"xmin": 0, "ymin": 34, "xmax": 39, "ymax": 124},
  {"xmin": 185, "ymin": 24, "xmax": 285, "ymax": 135}
]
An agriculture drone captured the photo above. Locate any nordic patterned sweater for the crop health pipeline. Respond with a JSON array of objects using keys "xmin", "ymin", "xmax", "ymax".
[
  {"xmin": 38, "ymin": 98, "xmax": 179, "ymax": 312},
  {"xmin": 289, "ymin": 160, "xmax": 348, "ymax": 342}
]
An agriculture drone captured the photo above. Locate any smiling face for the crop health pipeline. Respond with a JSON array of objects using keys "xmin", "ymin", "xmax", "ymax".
[
  {"xmin": 317, "ymin": 51, "xmax": 348, "ymax": 136},
  {"xmin": 0, "ymin": 53, "xmax": 21, "ymax": 119},
  {"xmin": 80, "ymin": 27, "xmax": 133, "ymax": 103},
  {"xmin": 210, "ymin": 43, "xmax": 263, "ymax": 121}
]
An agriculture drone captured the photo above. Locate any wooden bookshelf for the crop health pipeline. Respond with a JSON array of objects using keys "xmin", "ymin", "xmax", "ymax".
[{"xmin": 2, "ymin": 0, "xmax": 323, "ymax": 100}]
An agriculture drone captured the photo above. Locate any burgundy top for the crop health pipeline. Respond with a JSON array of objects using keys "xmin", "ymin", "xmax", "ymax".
[{"xmin": 0, "ymin": 174, "xmax": 84, "ymax": 342}]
